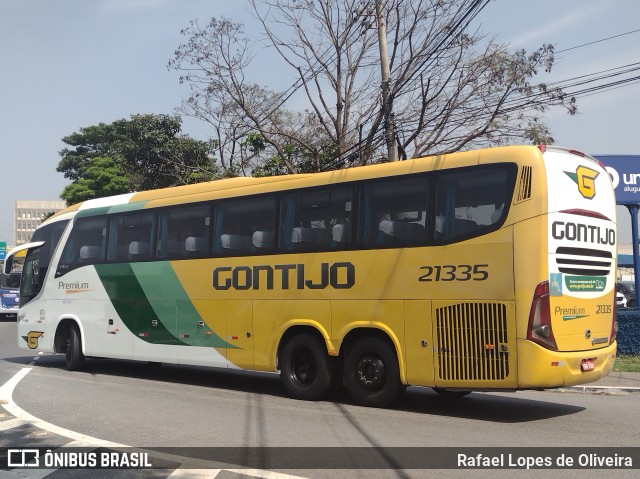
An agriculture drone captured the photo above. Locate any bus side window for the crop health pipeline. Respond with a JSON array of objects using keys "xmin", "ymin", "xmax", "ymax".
[
  {"xmin": 157, "ymin": 204, "xmax": 212, "ymax": 260},
  {"xmin": 434, "ymin": 166, "xmax": 511, "ymax": 243},
  {"xmin": 108, "ymin": 212, "xmax": 156, "ymax": 263},
  {"xmin": 214, "ymin": 196, "xmax": 276, "ymax": 256},
  {"xmin": 280, "ymin": 186, "xmax": 353, "ymax": 252},
  {"xmin": 55, "ymin": 216, "xmax": 108, "ymax": 276},
  {"xmin": 359, "ymin": 176, "xmax": 430, "ymax": 248}
]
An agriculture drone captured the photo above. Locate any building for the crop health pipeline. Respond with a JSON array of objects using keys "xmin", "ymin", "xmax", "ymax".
[{"xmin": 14, "ymin": 200, "xmax": 67, "ymax": 245}]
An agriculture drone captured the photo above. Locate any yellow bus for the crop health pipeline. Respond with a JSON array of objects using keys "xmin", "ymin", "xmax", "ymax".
[{"xmin": 10, "ymin": 145, "xmax": 617, "ymax": 407}]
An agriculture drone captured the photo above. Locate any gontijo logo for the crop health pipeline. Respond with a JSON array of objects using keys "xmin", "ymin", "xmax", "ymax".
[
  {"xmin": 24, "ymin": 331, "xmax": 44, "ymax": 349},
  {"xmin": 564, "ymin": 165, "xmax": 599, "ymax": 199}
]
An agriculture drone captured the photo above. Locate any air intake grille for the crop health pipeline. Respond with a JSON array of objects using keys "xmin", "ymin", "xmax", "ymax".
[
  {"xmin": 555, "ymin": 247, "xmax": 612, "ymax": 277},
  {"xmin": 436, "ymin": 303, "xmax": 509, "ymax": 381},
  {"xmin": 514, "ymin": 166, "xmax": 532, "ymax": 202}
]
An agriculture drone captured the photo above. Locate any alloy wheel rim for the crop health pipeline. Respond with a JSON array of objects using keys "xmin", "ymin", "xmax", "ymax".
[{"xmin": 356, "ymin": 355, "xmax": 386, "ymax": 390}]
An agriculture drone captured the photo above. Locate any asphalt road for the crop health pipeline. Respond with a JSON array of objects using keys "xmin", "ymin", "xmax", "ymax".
[{"xmin": 1, "ymin": 318, "xmax": 639, "ymax": 479}]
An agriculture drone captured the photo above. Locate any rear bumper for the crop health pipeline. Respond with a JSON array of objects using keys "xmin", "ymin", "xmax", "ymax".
[
  {"xmin": 0, "ymin": 306, "xmax": 19, "ymax": 316},
  {"xmin": 517, "ymin": 339, "xmax": 616, "ymax": 389}
]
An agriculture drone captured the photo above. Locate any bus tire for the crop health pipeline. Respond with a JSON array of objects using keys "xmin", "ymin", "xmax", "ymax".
[
  {"xmin": 344, "ymin": 336, "xmax": 401, "ymax": 408},
  {"xmin": 65, "ymin": 324, "xmax": 85, "ymax": 371},
  {"xmin": 280, "ymin": 334, "xmax": 334, "ymax": 401}
]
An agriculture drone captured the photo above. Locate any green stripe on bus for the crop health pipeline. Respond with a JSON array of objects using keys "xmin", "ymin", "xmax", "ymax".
[
  {"xmin": 107, "ymin": 201, "xmax": 148, "ymax": 214},
  {"xmin": 95, "ymin": 262, "xmax": 235, "ymax": 349},
  {"xmin": 95, "ymin": 263, "xmax": 185, "ymax": 346},
  {"xmin": 130, "ymin": 262, "xmax": 234, "ymax": 349},
  {"xmin": 75, "ymin": 206, "xmax": 112, "ymax": 219}
]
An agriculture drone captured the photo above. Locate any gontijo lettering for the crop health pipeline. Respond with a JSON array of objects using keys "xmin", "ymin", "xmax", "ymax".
[
  {"xmin": 213, "ymin": 262, "xmax": 355, "ymax": 290},
  {"xmin": 551, "ymin": 221, "xmax": 615, "ymax": 245}
]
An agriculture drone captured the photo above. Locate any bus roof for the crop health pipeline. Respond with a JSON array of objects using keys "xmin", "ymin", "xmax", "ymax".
[{"xmin": 44, "ymin": 144, "xmax": 548, "ymax": 221}]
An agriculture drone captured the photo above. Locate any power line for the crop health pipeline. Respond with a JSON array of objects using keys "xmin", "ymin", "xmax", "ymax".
[
  {"xmin": 338, "ymin": 50, "xmax": 640, "ymax": 162},
  {"xmin": 188, "ymin": 4, "xmax": 640, "ymax": 166},
  {"xmin": 556, "ymin": 28, "xmax": 640, "ymax": 54},
  {"xmin": 574, "ymin": 77, "xmax": 640, "ymax": 99},
  {"xmin": 344, "ymin": 19, "xmax": 640, "ymax": 160},
  {"xmin": 546, "ymin": 61, "xmax": 640, "ymax": 87},
  {"xmin": 387, "ymin": 58, "xmax": 640, "ymax": 155}
]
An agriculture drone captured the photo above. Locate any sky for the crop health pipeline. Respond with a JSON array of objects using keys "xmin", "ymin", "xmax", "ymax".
[{"xmin": 1, "ymin": 0, "xmax": 639, "ymax": 245}]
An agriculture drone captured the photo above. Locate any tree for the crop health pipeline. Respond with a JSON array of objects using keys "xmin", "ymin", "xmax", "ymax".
[
  {"xmin": 60, "ymin": 157, "xmax": 130, "ymax": 205},
  {"xmin": 57, "ymin": 114, "xmax": 218, "ymax": 203},
  {"xmin": 169, "ymin": 0, "xmax": 576, "ymax": 172}
]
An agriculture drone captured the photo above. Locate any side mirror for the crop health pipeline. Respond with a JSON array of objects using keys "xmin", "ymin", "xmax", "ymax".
[
  {"xmin": 3, "ymin": 256, "xmax": 13, "ymax": 275},
  {"xmin": 2, "ymin": 241, "xmax": 45, "ymax": 275}
]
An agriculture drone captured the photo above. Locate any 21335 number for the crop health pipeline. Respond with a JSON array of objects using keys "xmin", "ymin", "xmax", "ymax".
[{"xmin": 418, "ymin": 264, "xmax": 489, "ymax": 282}]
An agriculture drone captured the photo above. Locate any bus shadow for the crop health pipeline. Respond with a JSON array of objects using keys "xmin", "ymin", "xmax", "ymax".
[
  {"xmin": 7, "ymin": 355, "xmax": 586, "ymax": 423},
  {"xmin": 392, "ymin": 387, "xmax": 586, "ymax": 423},
  {"xmin": 9, "ymin": 354, "xmax": 290, "ymax": 398}
]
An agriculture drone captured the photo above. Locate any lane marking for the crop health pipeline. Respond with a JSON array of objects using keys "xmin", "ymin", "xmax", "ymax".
[
  {"xmin": 0, "ymin": 417, "xmax": 25, "ymax": 431},
  {"xmin": 227, "ymin": 470, "xmax": 312, "ymax": 479},
  {"xmin": 0, "ymin": 368, "xmax": 308, "ymax": 479},
  {"xmin": 28, "ymin": 353, "xmax": 43, "ymax": 366},
  {"xmin": 0, "ymin": 368, "xmax": 126, "ymax": 448},
  {"xmin": 167, "ymin": 470, "xmax": 222, "ymax": 478}
]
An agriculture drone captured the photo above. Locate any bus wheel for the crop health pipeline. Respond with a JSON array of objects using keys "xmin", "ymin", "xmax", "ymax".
[
  {"xmin": 432, "ymin": 388, "xmax": 471, "ymax": 398},
  {"xmin": 345, "ymin": 337, "xmax": 401, "ymax": 408},
  {"xmin": 280, "ymin": 334, "xmax": 334, "ymax": 401},
  {"xmin": 64, "ymin": 324, "xmax": 85, "ymax": 371}
]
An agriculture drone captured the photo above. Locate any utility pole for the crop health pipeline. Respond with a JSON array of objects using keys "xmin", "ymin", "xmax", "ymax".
[{"xmin": 375, "ymin": 0, "xmax": 398, "ymax": 161}]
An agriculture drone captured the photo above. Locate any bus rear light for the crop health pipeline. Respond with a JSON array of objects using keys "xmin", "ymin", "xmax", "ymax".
[
  {"xmin": 527, "ymin": 281, "xmax": 558, "ymax": 351},
  {"xmin": 568, "ymin": 149, "xmax": 586, "ymax": 157},
  {"xmin": 610, "ymin": 318, "xmax": 618, "ymax": 345},
  {"xmin": 537, "ymin": 145, "xmax": 547, "ymax": 154},
  {"xmin": 559, "ymin": 209, "xmax": 611, "ymax": 221}
]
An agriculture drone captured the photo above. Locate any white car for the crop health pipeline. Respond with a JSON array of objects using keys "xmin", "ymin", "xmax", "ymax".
[{"xmin": 616, "ymin": 289, "xmax": 627, "ymax": 308}]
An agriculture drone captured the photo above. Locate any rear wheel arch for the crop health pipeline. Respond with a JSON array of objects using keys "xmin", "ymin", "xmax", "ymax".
[
  {"xmin": 277, "ymin": 325, "xmax": 330, "ymax": 369},
  {"xmin": 339, "ymin": 327, "xmax": 405, "ymax": 382}
]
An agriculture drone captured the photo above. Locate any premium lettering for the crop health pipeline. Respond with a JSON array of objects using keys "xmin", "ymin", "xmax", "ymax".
[
  {"xmin": 212, "ymin": 262, "xmax": 355, "ymax": 290},
  {"xmin": 58, "ymin": 281, "xmax": 89, "ymax": 290},
  {"xmin": 551, "ymin": 221, "xmax": 615, "ymax": 245}
]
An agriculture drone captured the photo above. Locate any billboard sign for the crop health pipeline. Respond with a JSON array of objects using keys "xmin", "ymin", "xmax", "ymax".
[
  {"xmin": 594, "ymin": 155, "xmax": 640, "ymax": 205},
  {"xmin": 0, "ymin": 241, "xmax": 6, "ymax": 260}
]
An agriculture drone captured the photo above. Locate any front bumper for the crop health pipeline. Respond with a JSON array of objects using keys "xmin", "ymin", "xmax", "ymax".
[{"xmin": 0, "ymin": 305, "xmax": 19, "ymax": 316}]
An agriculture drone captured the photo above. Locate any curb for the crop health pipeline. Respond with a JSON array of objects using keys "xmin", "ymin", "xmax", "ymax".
[{"xmin": 554, "ymin": 385, "xmax": 640, "ymax": 395}]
